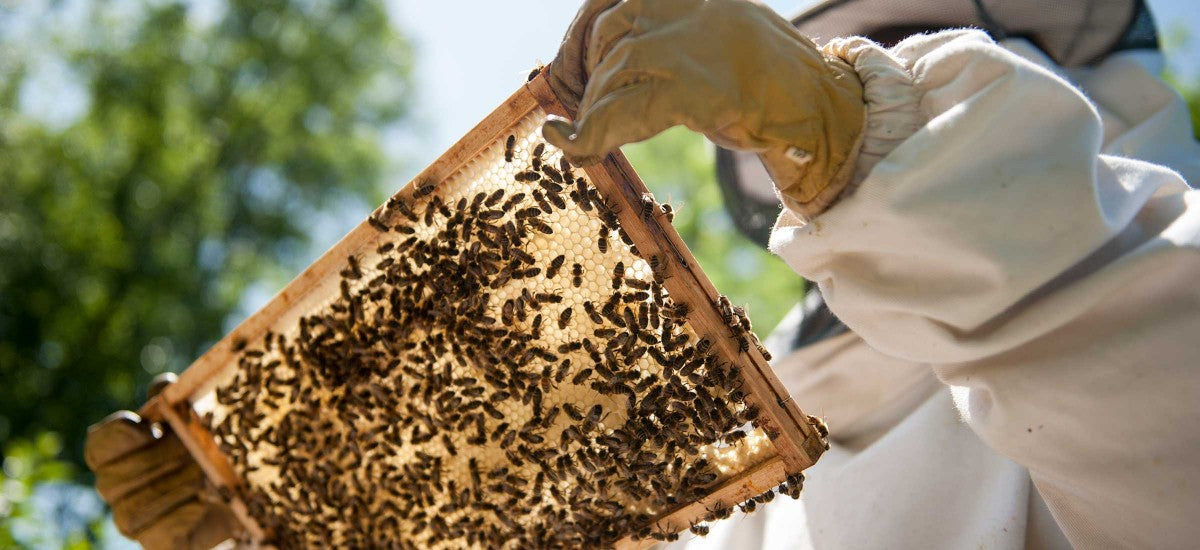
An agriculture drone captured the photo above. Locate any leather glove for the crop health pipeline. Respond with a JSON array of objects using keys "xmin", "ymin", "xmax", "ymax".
[
  {"xmin": 85, "ymin": 373, "xmax": 239, "ymax": 549},
  {"xmin": 544, "ymin": 0, "xmax": 866, "ymax": 221}
]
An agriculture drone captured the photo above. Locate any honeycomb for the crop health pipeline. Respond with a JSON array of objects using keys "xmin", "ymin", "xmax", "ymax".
[{"xmin": 199, "ymin": 108, "xmax": 805, "ymax": 548}]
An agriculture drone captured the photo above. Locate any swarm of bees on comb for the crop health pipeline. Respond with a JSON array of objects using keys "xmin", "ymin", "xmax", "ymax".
[{"xmin": 200, "ymin": 109, "xmax": 816, "ymax": 548}]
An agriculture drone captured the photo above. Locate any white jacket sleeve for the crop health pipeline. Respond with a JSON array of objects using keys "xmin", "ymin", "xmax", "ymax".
[{"xmin": 770, "ymin": 30, "xmax": 1200, "ymax": 548}]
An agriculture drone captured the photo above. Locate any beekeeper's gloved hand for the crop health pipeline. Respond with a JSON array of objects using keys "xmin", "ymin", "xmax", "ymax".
[
  {"xmin": 544, "ymin": 0, "xmax": 866, "ymax": 220},
  {"xmin": 85, "ymin": 373, "xmax": 239, "ymax": 549}
]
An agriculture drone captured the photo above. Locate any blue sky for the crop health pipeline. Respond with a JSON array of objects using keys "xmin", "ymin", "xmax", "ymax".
[{"xmin": 384, "ymin": 0, "xmax": 1200, "ymax": 169}]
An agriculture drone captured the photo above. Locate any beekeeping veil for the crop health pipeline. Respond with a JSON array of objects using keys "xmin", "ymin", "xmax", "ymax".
[{"xmin": 717, "ymin": 0, "xmax": 1159, "ymax": 248}]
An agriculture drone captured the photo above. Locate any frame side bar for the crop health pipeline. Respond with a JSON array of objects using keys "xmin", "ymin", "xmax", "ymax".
[
  {"xmin": 524, "ymin": 72, "xmax": 823, "ymax": 470},
  {"xmin": 151, "ymin": 397, "xmax": 269, "ymax": 543}
]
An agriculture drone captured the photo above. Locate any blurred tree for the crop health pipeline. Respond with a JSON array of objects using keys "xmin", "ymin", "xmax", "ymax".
[{"xmin": 0, "ymin": 0, "xmax": 413, "ymax": 471}]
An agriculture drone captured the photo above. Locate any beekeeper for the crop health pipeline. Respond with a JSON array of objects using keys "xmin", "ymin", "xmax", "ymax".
[
  {"xmin": 85, "ymin": 0, "xmax": 1199, "ymax": 548},
  {"xmin": 544, "ymin": 0, "xmax": 1200, "ymax": 548}
]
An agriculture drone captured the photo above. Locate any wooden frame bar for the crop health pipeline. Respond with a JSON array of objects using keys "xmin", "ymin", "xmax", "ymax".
[{"xmin": 142, "ymin": 69, "xmax": 825, "ymax": 547}]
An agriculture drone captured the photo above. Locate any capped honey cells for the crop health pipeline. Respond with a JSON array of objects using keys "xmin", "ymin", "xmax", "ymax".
[{"xmin": 200, "ymin": 109, "xmax": 811, "ymax": 548}]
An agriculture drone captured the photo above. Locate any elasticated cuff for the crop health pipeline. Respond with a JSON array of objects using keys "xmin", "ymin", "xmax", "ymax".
[{"xmin": 777, "ymin": 38, "xmax": 925, "ymax": 222}]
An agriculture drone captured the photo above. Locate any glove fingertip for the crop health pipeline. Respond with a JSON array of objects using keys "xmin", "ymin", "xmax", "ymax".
[
  {"xmin": 542, "ymin": 117, "xmax": 604, "ymax": 166},
  {"xmin": 542, "ymin": 116, "xmax": 576, "ymax": 146},
  {"xmin": 148, "ymin": 372, "xmax": 177, "ymax": 399},
  {"xmin": 86, "ymin": 411, "xmax": 153, "ymax": 469}
]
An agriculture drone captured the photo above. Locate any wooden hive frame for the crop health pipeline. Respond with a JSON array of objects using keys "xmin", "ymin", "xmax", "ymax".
[{"xmin": 140, "ymin": 69, "xmax": 827, "ymax": 548}]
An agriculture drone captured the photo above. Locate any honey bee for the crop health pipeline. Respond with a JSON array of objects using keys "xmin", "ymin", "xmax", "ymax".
[
  {"xmin": 541, "ymin": 164, "xmax": 564, "ymax": 183},
  {"xmin": 468, "ymin": 457, "xmax": 483, "ymax": 493},
  {"xmin": 570, "ymin": 368, "xmax": 593, "ymax": 385},
  {"xmin": 649, "ymin": 528, "xmax": 680, "ymax": 542},
  {"xmin": 502, "ymin": 300, "xmax": 515, "ymax": 326},
  {"xmin": 650, "ymin": 254, "xmax": 670, "ymax": 282},
  {"xmin": 554, "ymin": 359, "xmax": 572, "ymax": 383},
  {"xmin": 740, "ymin": 404, "xmax": 761, "ymax": 424},
  {"xmin": 482, "ymin": 401, "xmax": 505, "ymax": 420},
  {"xmin": 582, "ymin": 404, "xmax": 605, "ymax": 432},
  {"xmin": 705, "ymin": 504, "xmax": 732, "ymax": 521},
  {"xmin": 622, "ymin": 291, "xmax": 649, "ymax": 303},
  {"xmin": 395, "ymin": 200, "xmax": 420, "ymax": 224},
  {"xmin": 624, "ymin": 278, "xmax": 650, "ymax": 290},
  {"xmin": 532, "ymin": 142, "xmax": 545, "ymax": 160},
  {"xmin": 607, "ymin": 226, "xmax": 628, "ymax": 247},
  {"xmin": 368, "ymin": 215, "xmax": 389, "ymax": 232},
  {"xmin": 532, "ymin": 190, "xmax": 553, "ymax": 213},
  {"xmin": 501, "ymin": 192, "xmax": 526, "ymax": 211},
  {"xmin": 597, "ymin": 234, "xmax": 608, "ymax": 253},
  {"xmin": 807, "ymin": 414, "xmax": 830, "ymax": 440},
  {"xmin": 504, "ymin": 134, "xmax": 516, "ymax": 162},
  {"xmin": 414, "ymin": 181, "xmax": 436, "ymax": 198},
  {"xmin": 539, "ymin": 180, "xmax": 564, "ymax": 194},
  {"xmin": 441, "ymin": 433, "xmax": 458, "ymax": 456},
  {"xmin": 528, "ymin": 219, "xmax": 554, "ymax": 235},
  {"xmin": 612, "ymin": 262, "xmax": 625, "ymax": 290},
  {"xmin": 557, "ymin": 307, "xmax": 573, "ymax": 329},
  {"xmin": 344, "ymin": 255, "xmax": 362, "ymax": 279},
  {"xmin": 622, "ymin": 307, "xmax": 637, "ymax": 331},
  {"xmin": 722, "ymin": 429, "xmax": 747, "ymax": 446},
  {"xmin": 515, "ymin": 170, "xmax": 541, "ymax": 182},
  {"xmin": 484, "ymin": 189, "xmax": 505, "ymax": 207},
  {"xmin": 583, "ymin": 301, "xmax": 604, "ymax": 324},
  {"xmin": 500, "ymin": 429, "xmax": 518, "ymax": 449},
  {"xmin": 571, "ymin": 263, "xmax": 583, "ymax": 288},
  {"xmin": 718, "ymin": 296, "xmax": 734, "ymax": 322},
  {"xmin": 640, "ymin": 193, "xmax": 656, "ymax": 219},
  {"xmin": 661, "ymin": 203, "xmax": 675, "ymax": 222},
  {"xmin": 556, "ymin": 341, "xmax": 582, "ymax": 354},
  {"xmin": 423, "ymin": 201, "xmax": 437, "ymax": 226},
  {"xmin": 575, "ymin": 179, "xmax": 591, "ymax": 211},
  {"xmin": 546, "ymin": 254, "xmax": 566, "ymax": 279},
  {"xmin": 758, "ymin": 342, "xmax": 773, "ymax": 361}
]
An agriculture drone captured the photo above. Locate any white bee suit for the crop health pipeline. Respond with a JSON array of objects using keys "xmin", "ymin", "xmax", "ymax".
[{"xmin": 672, "ymin": 30, "xmax": 1200, "ymax": 550}]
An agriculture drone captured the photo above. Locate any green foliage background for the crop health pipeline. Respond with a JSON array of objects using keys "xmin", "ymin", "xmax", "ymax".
[
  {"xmin": 0, "ymin": 0, "xmax": 411, "ymax": 455},
  {"xmin": 1, "ymin": 0, "xmax": 412, "ymax": 546},
  {"xmin": 0, "ymin": 1, "xmax": 1197, "ymax": 546}
]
